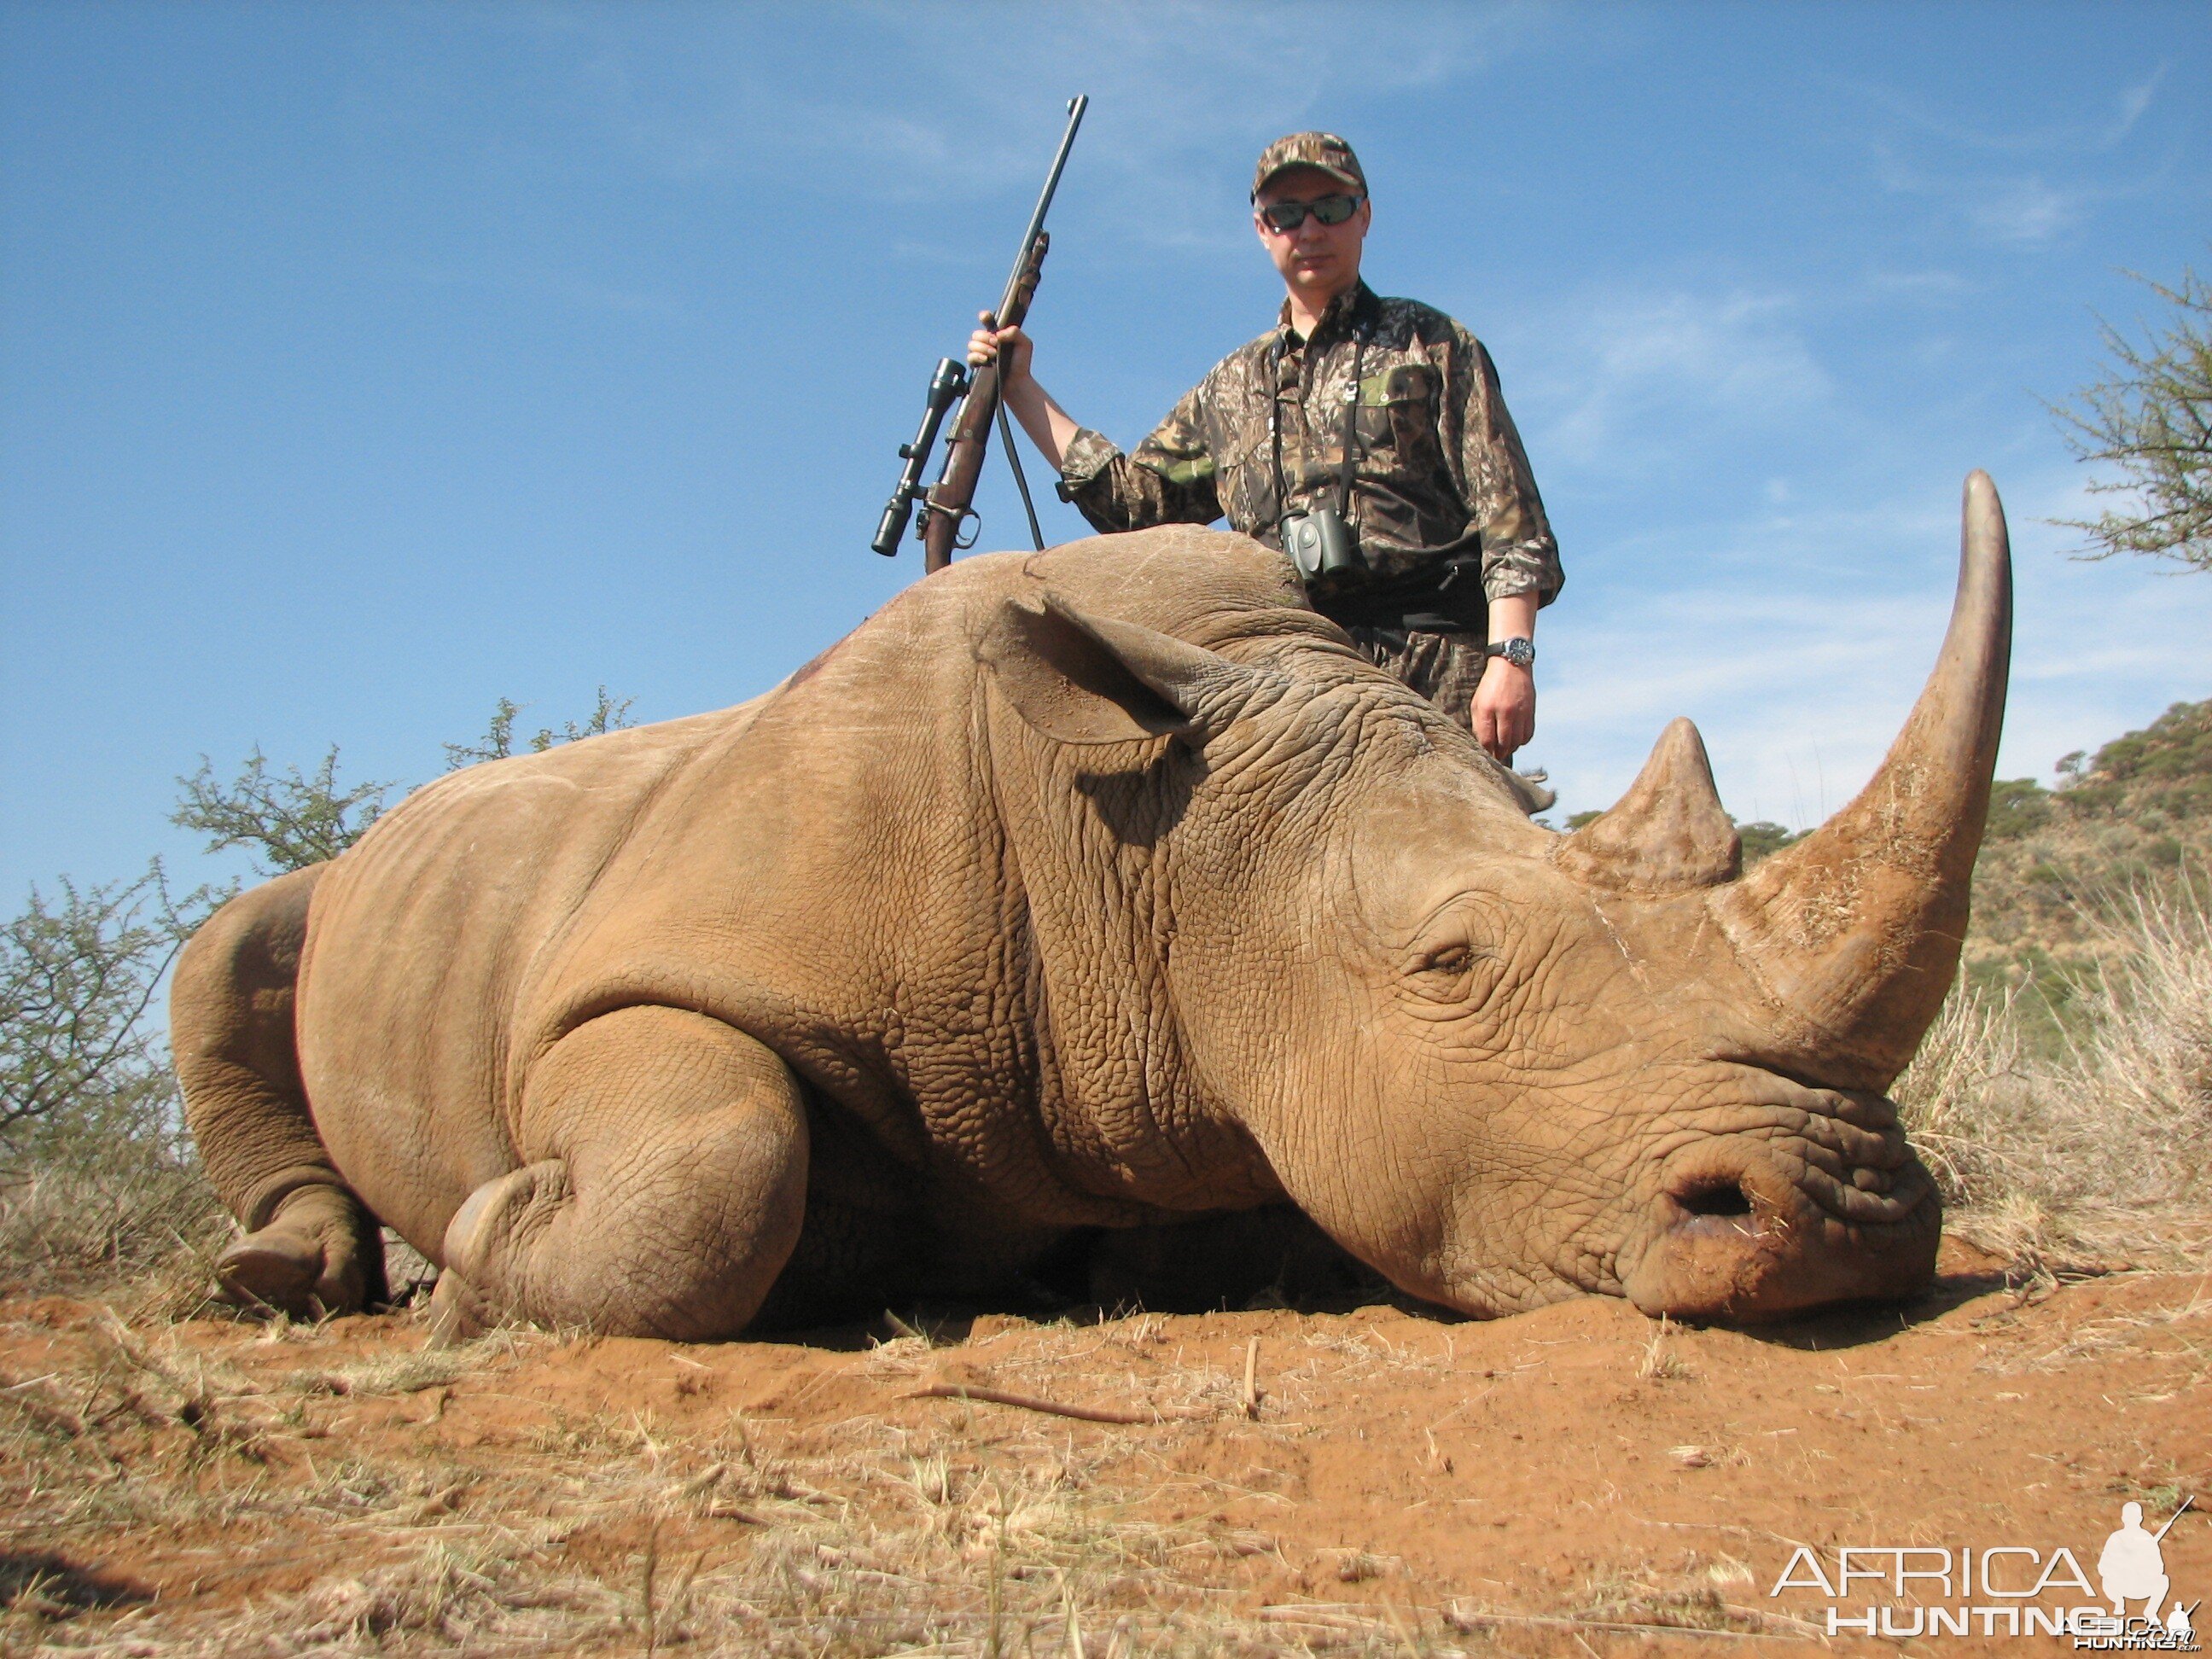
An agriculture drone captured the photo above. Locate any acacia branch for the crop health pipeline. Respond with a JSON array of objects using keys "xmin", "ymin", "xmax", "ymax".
[{"xmin": 2049, "ymin": 260, "xmax": 2212, "ymax": 575}]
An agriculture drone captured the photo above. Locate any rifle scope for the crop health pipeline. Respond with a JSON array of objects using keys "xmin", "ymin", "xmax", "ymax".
[{"xmin": 871, "ymin": 356, "xmax": 970, "ymax": 557}]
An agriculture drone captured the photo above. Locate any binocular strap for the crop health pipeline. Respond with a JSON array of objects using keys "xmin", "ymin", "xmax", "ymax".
[{"xmin": 1270, "ymin": 325, "xmax": 1370, "ymax": 526}]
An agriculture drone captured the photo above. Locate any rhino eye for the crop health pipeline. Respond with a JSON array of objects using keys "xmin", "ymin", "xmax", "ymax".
[
  {"xmin": 1403, "ymin": 929, "xmax": 1506, "ymax": 1010},
  {"xmin": 1421, "ymin": 944, "xmax": 1473, "ymax": 975}
]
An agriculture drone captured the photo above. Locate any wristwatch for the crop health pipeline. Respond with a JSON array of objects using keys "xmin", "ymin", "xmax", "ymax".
[{"xmin": 1489, "ymin": 637, "xmax": 1535, "ymax": 671}]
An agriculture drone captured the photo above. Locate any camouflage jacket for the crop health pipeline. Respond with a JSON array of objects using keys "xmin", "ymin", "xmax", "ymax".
[{"xmin": 1059, "ymin": 282, "xmax": 1561, "ymax": 622}]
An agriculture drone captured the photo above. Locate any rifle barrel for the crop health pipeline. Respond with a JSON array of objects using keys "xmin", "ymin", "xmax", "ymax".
[{"xmin": 996, "ymin": 96, "xmax": 1087, "ymax": 325}]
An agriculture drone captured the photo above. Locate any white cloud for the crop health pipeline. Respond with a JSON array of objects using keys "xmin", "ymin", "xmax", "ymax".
[
  {"xmin": 1848, "ymin": 59, "xmax": 2176, "ymax": 253},
  {"xmin": 501, "ymin": 2, "xmax": 1556, "ymax": 236},
  {"xmin": 1967, "ymin": 176, "xmax": 2080, "ymax": 245},
  {"xmin": 1834, "ymin": 63, "xmax": 2168, "ymax": 159},
  {"xmin": 1510, "ymin": 287, "xmax": 1832, "ymax": 480},
  {"xmin": 2104, "ymin": 65, "xmax": 2167, "ymax": 148},
  {"xmin": 392, "ymin": 258, "xmax": 689, "ymax": 320},
  {"xmin": 1540, "ymin": 583, "xmax": 1944, "ymax": 828},
  {"xmin": 1870, "ymin": 144, "xmax": 2105, "ymax": 249}
]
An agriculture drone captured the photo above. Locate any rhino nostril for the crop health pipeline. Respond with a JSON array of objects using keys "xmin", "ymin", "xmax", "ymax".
[{"xmin": 1675, "ymin": 1179, "xmax": 1753, "ymax": 1219}]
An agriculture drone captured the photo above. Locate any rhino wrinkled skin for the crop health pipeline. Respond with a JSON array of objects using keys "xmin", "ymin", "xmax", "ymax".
[{"xmin": 173, "ymin": 474, "xmax": 2013, "ymax": 1338}]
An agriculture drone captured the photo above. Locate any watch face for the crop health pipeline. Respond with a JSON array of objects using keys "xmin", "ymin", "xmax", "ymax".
[{"xmin": 1494, "ymin": 638, "xmax": 1534, "ymax": 669}]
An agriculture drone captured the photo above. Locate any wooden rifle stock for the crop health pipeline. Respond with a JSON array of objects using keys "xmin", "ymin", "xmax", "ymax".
[{"xmin": 921, "ymin": 235, "xmax": 1048, "ymax": 572}]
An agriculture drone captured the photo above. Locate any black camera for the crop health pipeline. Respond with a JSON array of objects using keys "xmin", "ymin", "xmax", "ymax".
[{"xmin": 1282, "ymin": 507, "xmax": 1364, "ymax": 581}]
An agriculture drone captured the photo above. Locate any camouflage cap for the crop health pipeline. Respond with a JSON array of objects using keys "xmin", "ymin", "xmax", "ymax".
[{"xmin": 1251, "ymin": 131, "xmax": 1366, "ymax": 200}]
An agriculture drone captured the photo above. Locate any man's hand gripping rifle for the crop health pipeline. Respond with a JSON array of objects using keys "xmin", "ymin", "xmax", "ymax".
[{"xmin": 871, "ymin": 95, "xmax": 1086, "ymax": 573}]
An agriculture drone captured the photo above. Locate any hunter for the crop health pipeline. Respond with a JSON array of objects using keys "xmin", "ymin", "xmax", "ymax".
[{"xmin": 970, "ymin": 131, "xmax": 1562, "ymax": 763}]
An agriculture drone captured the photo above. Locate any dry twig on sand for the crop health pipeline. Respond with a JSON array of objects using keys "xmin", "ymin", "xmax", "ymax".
[{"xmin": 902, "ymin": 1381, "xmax": 1210, "ymax": 1425}]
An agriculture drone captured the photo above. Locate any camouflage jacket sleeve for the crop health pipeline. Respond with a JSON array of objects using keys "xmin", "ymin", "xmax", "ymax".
[
  {"xmin": 1058, "ymin": 377, "xmax": 1225, "ymax": 534},
  {"xmin": 1451, "ymin": 329, "xmax": 1563, "ymax": 608}
]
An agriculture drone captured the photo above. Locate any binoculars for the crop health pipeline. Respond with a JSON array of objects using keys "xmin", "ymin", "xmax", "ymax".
[{"xmin": 1282, "ymin": 507, "xmax": 1365, "ymax": 582}]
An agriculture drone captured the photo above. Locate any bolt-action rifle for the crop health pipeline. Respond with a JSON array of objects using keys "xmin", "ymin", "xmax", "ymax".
[{"xmin": 871, "ymin": 95, "xmax": 1087, "ymax": 572}]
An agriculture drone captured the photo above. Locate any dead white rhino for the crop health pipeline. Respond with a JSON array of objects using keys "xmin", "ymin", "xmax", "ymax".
[{"xmin": 173, "ymin": 474, "xmax": 2012, "ymax": 1337}]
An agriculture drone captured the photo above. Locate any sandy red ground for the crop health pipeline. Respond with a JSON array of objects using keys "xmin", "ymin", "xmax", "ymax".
[{"xmin": 5, "ymin": 1236, "xmax": 2207, "ymax": 1655}]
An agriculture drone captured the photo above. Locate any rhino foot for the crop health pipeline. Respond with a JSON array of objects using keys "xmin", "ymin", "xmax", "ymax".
[
  {"xmin": 428, "ymin": 1005, "xmax": 811, "ymax": 1341},
  {"xmin": 214, "ymin": 1183, "xmax": 381, "ymax": 1318}
]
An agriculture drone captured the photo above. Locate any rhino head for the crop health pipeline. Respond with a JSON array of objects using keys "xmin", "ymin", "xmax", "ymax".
[{"xmin": 981, "ymin": 474, "xmax": 2009, "ymax": 1322}]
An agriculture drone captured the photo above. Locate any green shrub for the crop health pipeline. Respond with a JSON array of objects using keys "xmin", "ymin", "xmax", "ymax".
[
  {"xmin": 172, "ymin": 747, "xmax": 392, "ymax": 876},
  {"xmin": 1735, "ymin": 820, "xmax": 1803, "ymax": 864},
  {"xmin": 1983, "ymin": 777, "xmax": 2052, "ymax": 841},
  {"xmin": 2059, "ymin": 699, "xmax": 2212, "ymax": 821},
  {"xmin": 0, "ymin": 863, "xmax": 232, "ymax": 1303}
]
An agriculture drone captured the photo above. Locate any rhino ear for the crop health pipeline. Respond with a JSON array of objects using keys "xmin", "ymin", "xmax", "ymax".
[
  {"xmin": 976, "ymin": 591, "xmax": 1261, "ymax": 748},
  {"xmin": 1554, "ymin": 718, "xmax": 1741, "ymax": 892}
]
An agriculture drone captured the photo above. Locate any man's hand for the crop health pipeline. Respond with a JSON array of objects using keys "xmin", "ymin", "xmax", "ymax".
[
  {"xmin": 963, "ymin": 312, "xmax": 1080, "ymax": 472},
  {"xmin": 1472, "ymin": 655, "xmax": 1534, "ymax": 763},
  {"xmin": 967, "ymin": 312, "xmax": 1034, "ymax": 385}
]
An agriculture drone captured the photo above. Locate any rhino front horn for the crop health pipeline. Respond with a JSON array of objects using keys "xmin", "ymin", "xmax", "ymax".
[{"xmin": 1715, "ymin": 471, "xmax": 2013, "ymax": 1091}]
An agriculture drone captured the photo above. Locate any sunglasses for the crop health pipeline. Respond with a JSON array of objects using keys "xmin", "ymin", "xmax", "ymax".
[{"xmin": 1258, "ymin": 193, "xmax": 1364, "ymax": 233}]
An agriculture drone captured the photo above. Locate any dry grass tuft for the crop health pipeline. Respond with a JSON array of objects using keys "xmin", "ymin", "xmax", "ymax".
[
  {"xmin": 298, "ymin": 1339, "xmax": 508, "ymax": 1400},
  {"xmin": 0, "ymin": 1154, "xmax": 230, "ymax": 1318},
  {"xmin": 1897, "ymin": 880, "xmax": 2212, "ymax": 1265},
  {"xmin": 1636, "ymin": 1315, "xmax": 1691, "ymax": 1382},
  {"xmin": 1569, "ymin": 1565, "xmax": 1766, "ymax": 1633}
]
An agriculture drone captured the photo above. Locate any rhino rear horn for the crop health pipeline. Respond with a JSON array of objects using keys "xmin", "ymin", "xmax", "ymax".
[
  {"xmin": 1715, "ymin": 471, "xmax": 2013, "ymax": 1089},
  {"xmin": 976, "ymin": 591, "xmax": 1266, "ymax": 748},
  {"xmin": 1555, "ymin": 719, "xmax": 1740, "ymax": 892}
]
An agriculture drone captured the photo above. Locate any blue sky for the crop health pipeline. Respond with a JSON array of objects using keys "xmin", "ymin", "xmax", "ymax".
[{"xmin": 3, "ymin": 1, "xmax": 2208, "ymax": 903}]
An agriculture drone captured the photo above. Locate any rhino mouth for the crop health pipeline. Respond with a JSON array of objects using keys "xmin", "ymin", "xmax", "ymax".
[{"xmin": 1626, "ymin": 1132, "xmax": 1940, "ymax": 1323}]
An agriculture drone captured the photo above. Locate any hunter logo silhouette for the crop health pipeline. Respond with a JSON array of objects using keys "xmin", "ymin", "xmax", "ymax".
[{"xmin": 2102, "ymin": 1503, "xmax": 2170, "ymax": 1620}]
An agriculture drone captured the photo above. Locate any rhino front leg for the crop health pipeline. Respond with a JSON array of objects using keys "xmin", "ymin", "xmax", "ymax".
[{"xmin": 429, "ymin": 1005, "xmax": 809, "ymax": 1343}]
